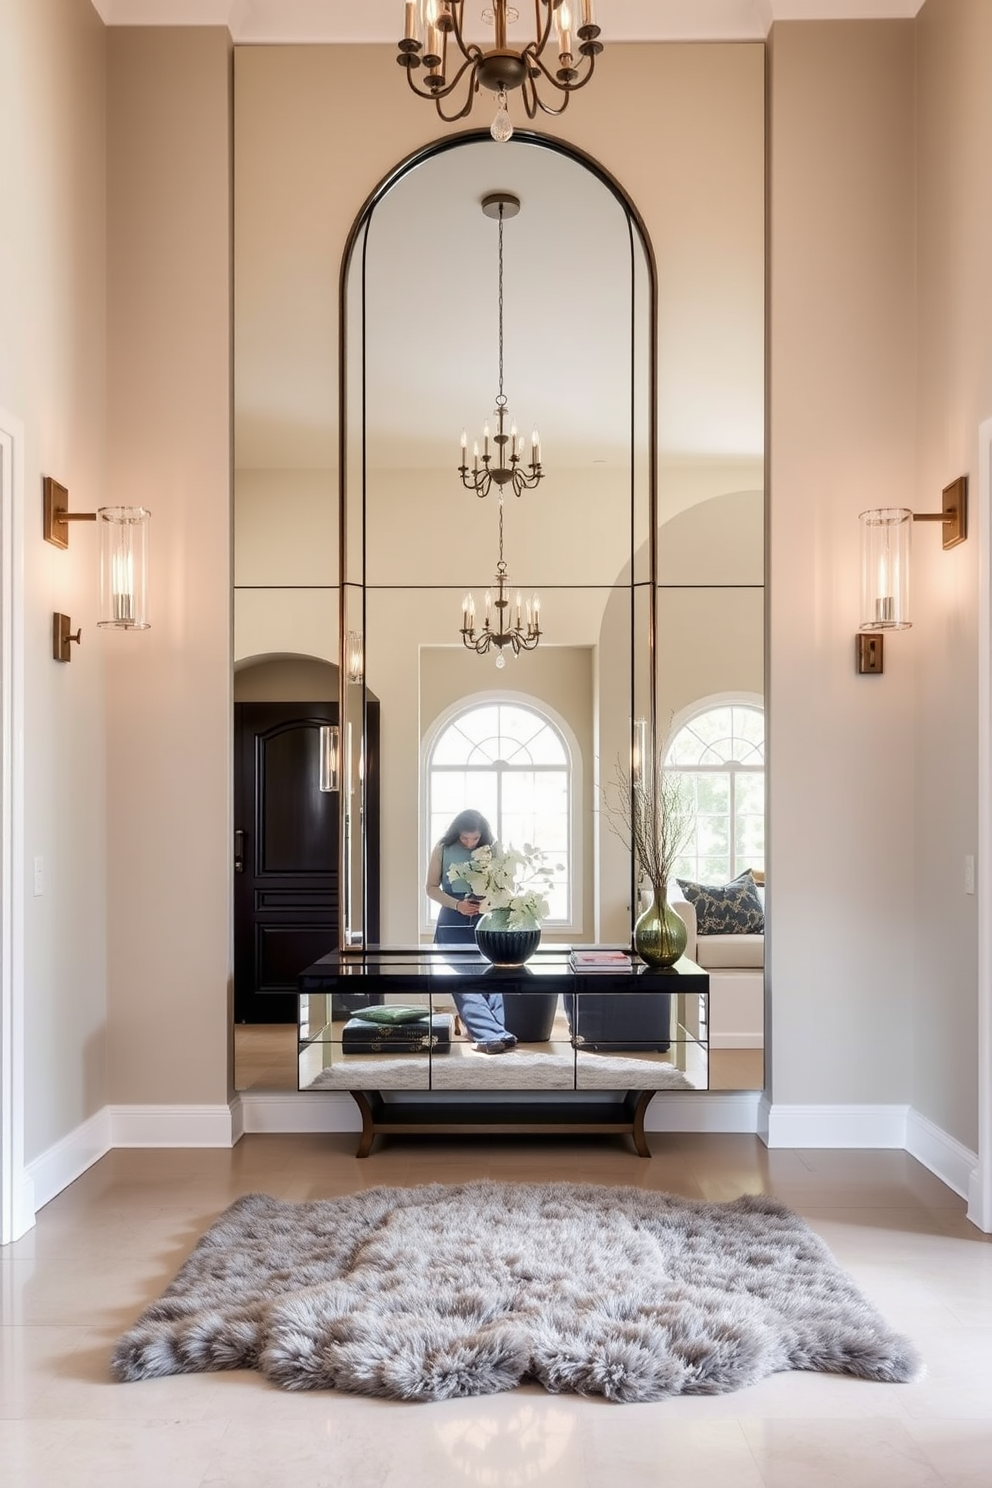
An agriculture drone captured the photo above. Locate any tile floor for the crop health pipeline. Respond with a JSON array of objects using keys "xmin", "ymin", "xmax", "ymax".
[{"xmin": 1, "ymin": 1133, "xmax": 990, "ymax": 1486}]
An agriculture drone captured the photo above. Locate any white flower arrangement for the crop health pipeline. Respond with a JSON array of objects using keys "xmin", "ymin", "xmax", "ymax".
[{"xmin": 447, "ymin": 841, "xmax": 559, "ymax": 928}]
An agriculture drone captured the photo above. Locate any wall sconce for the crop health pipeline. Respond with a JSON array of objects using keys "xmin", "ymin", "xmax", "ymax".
[
  {"xmin": 346, "ymin": 631, "xmax": 364, "ymax": 684},
  {"xmin": 44, "ymin": 478, "xmax": 151, "ymax": 658},
  {"xmin": 319, "ymin": 724, "xmax": 340, "ymax": 793},
  {"xmin": 856, "ymin": 477, "xmax": 967, "ymax": 673}
]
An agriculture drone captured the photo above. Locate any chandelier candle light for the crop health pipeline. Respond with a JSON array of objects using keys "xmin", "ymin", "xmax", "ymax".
[
  {"xmin": 398, "ymin": 1, "xmax": 603, "ymax": 142},
  {"xmin": 459, "ymin": 194, "xmax": 543, "ymax": 501},
  {"xmin": 460, "ymin": 495, "xmax": 541, "ymax": 668}
]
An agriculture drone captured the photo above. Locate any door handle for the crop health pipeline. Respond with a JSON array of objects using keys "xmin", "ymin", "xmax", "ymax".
[{"xmin": 234, "ymin": 829, "xmax": 245, "ymax": 874}]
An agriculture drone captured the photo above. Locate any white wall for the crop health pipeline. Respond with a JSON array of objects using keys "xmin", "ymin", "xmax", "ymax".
[{"xmin": 0, "ymin": 0, "xmax": 109, "ymax": 1162}]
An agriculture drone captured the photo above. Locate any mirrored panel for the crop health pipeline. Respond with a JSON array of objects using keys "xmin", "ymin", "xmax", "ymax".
[{"xmin": 233, "ymin": 45, "xmax": 765, "ymax": 1095}]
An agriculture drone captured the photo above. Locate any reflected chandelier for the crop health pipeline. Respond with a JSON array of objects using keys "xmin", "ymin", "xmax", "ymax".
[
  {"xmin": 397, "ymin": 1, "xmax": 603, "ymax": 142},
  {"xmin": 459, "ymin": 194, "xmax": 543, "ymax": 500},
  {"xmin": 460, "ymin": 495, "xmax": 541, "ymax": 667}
]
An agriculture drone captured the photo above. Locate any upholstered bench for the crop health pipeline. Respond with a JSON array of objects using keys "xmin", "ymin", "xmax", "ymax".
[{"xmin": 669, "ymin": 872, "xmax": 764, "ymax": 1050}]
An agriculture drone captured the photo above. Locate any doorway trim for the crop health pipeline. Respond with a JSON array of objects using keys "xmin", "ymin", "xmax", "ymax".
[
  {"xmin": 972, "ymin": 415, "xmax": 992, "ymax": 1232},
  {"xmin": 0, "ymin": 408, "xmax": 30, "ymax": 1244}
]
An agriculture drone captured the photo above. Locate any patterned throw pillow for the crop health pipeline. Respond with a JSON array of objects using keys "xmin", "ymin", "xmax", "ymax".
[{"xmin": 675, "ymin": 870, "xmax": 765, "ymax": 937}]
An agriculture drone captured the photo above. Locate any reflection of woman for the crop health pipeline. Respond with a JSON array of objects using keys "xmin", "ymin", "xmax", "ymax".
[{"xmin": 426, "ymin": 810, "xmax": 517, "ymax": 1055}]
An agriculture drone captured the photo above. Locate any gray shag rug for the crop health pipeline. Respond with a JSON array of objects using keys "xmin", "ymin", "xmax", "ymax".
[
  {"xmin": 304, "ymin": 1050, "xmax": 697, "ymax": 1092},
  {"xmin": 112, "ymin": 1181, "xmax": 922, "ymax": 1403}
]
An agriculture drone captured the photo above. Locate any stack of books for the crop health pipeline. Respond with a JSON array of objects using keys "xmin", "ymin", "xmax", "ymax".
[{"xmin": 568, "ymin": 949, "xmax": 633, "ymax": 973}]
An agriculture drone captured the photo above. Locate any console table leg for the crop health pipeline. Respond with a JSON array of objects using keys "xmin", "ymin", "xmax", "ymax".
[
  {"xmin": 631, "ymin": 1090, "xmax": 653, "ymax": 1158},
  {"xmin": 351, "ymin": 1091, "xmax": 376, "ymax": 1158}
]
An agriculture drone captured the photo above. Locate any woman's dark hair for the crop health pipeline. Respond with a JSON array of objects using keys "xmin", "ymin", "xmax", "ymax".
[{"xmin": 441, "ymin": 809, "xmax": 494, "ymax": 848}]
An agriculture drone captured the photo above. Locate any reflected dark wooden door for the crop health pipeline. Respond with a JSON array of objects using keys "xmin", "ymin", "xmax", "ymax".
[{"xmin": 234, "ymin": 703, "xmax": 341, "ymax": 1023}]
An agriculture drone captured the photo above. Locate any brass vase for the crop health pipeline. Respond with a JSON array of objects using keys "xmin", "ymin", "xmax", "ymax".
[{"xmin": 633, "ymin": 888, "xmax": 687, "ymax": 968}]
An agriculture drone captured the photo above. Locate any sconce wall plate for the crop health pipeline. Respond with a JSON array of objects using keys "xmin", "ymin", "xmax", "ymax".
[
  {"xmin": 52, "ymin": 613, "xmax": 81, "ymax": 663},
  {"xmin": 856, "ymin": 633, "xmax": 883, "ymax": 675},
  {"xmin": 43, "ymin": 476, "xmax": 95, "ymax": 549},
  {"xmin": 924, "ymin": 475, "xmax": 968, "ymax": 549}
]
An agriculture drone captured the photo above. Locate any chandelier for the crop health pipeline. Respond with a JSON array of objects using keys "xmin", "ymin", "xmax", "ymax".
[
  {"xmin": 460, "ymin": 496, "xmax": 541, "ymax": 667},
  {"xmin": 459, "ymin": 194, "xmax": 543, "ymax": 501},
  {"xmin": 397, "ymin": 2, "xmax": 603, "ymax": 142}
]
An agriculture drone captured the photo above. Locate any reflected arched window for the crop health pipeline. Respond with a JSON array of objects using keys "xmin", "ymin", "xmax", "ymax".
[
  {"xmin": 426, "ymin": 701, "xmax": 571, "ymax": 925},
  {"xmin": 664, "ymin": 700, "xmax": 764, "ymax": 885}
]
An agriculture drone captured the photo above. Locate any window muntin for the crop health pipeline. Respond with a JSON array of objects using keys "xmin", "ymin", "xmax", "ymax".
[
  {"xmin": 664, "ymin": 703, "xmax": 765, "ymax": 886},
  {"xmin": 426, "ymin": 702, "xmax": 571, "ymax": 925}
]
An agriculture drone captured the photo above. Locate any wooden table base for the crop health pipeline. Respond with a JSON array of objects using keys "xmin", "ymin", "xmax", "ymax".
[{"xmin": 350, "ymin": 1089, "xmax": 655, "ymax": 1159}]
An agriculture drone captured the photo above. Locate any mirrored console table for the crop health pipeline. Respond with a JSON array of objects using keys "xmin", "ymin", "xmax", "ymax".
[{"xmin": 298, "ymin": 947, "xmax": 709, "ymax": 1156}]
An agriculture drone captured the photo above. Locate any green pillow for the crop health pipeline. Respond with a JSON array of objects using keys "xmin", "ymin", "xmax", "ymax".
[{"xmin": 349, "ymin": 1004, "xmax": 430, "ymax": 1025}]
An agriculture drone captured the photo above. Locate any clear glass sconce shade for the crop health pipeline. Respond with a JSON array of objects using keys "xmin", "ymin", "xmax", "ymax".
[
  {"xmin": 96, "ymin": 506, "xmax": 150, "ymax": 630},
  {"xmin": 319, "ymin": 725, "xmax": 340, "ymax": 793},
  {"xmin": 859, "ymin": 507, "xmax": 912, "ymax": 631}
]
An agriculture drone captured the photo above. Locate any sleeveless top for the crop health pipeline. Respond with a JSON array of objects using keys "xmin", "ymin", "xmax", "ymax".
[{"xmin": 440, "ymin": 840, "xmax": 479, "ymax": 901}]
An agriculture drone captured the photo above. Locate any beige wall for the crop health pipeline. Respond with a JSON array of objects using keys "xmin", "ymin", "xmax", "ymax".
[
  {"xmin": 105, "ymin": 27, "xmax": 232, "ymax": 1107},
  {"xmin": 7, "ymin": 8, "xmax": 991, "ymax": 1164},
  {"xmin": 768, "ymin": 20, "xmax": 919, "ymax": 1107},
  {"xmin": 913, "ymin": 0, "xmax": 992, "ymax": 1146},
  {"xmin": 0, "ymin": 0, "xmax": 109, "ymax": 1162}
]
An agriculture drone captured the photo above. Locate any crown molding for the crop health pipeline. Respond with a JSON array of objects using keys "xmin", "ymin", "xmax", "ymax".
[{"xmin": 89, "ymin": 1, "xmax": 925, "ymax": 43}]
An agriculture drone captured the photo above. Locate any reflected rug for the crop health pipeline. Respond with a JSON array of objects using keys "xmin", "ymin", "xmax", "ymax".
[
  {"xmin": 304, "ymin": 1049, "xmax": 697, "ymax": 1092},
  {"xmin": 112, "ymin": 1181, "xmax": 922, "ymax": 1403}
]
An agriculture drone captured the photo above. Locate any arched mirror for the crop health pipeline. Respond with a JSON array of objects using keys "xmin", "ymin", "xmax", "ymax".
[
  {"xmin": 233, "ymin": 45, "xmax": 765, "ymax": 1096},
  {"xmin": 339, "ymin": 132, "xmax": 655, "ymax": 956}
]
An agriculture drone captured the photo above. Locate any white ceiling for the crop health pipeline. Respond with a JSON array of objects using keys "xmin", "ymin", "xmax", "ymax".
[{"xmin": 91, "ymin": 0, "xmax": 924, "ymax": 42}]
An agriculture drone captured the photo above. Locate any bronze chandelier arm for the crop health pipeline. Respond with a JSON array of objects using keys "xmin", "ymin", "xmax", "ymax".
[{"xmin": 403, "ymin": 48, "xmax": 479, "ymax": 106}]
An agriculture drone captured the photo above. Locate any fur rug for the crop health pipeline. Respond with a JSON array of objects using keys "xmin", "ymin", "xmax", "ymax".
[
  {"xmin": 112, "ymin": 1182, "xmax": 921, "ymax": 1403},
  {"xmin": 303, "ymin": 1049, "xmax": 697, "ymax": 1091}
]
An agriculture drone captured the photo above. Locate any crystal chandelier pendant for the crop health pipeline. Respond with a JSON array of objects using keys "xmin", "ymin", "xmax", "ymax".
[
  {"xmin": 491, "ymin": 88, "xmax": 513, "ymax": 142},
  {"xmin": 495, "ymin": 653, "xmax": 506, "ymax": 669}
]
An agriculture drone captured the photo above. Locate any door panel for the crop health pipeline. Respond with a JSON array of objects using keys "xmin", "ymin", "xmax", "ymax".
[{"xmin": 235, "ymin": 703, "xmax": 339, "ymax": 1023}]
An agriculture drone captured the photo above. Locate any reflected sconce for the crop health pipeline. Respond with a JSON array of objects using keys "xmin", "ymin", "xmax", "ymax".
[
  {"xmin": 631, "ymin": 717, "xmax": 649, "ymax": 789},
  {"xmin": 346, "ymin": 631, "xmax": 364, "ymax": 684},
  {"xmin": 44, "ymin": 477, "xmax": 151, "ymax": 661},
  {"xmin": 856, "ymin": 477, "xmax": 967, "ymax": 675},
  {"xmin": 319, "ymin": 725, "xmax": 340, "ymax": 793}
]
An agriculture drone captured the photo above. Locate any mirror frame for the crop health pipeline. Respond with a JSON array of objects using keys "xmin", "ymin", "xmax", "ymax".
[{"xmin": 337, "ymin": 129, "xmax": 660, "ymax": 951}]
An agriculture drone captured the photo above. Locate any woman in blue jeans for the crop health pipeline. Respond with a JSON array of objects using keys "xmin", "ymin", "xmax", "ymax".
[{"xmin": 426, "ymin": 809, "xmax": 517, "ymax": 1055}]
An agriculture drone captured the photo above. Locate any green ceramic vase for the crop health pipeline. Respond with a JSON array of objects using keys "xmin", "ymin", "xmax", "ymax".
[
  {"xmin": 474, "ymin": 908, "xmax": 542, "ymax": 968},
  {"xmin": 633, "ymin": 889, "xmax": 687, "ymax": 968}
]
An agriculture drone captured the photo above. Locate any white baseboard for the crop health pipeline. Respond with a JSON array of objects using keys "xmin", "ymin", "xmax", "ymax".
[
  {"xmin": 236, "ymin": 1091, "xmax": 362, "ymax": 1134},
  {"xmin": 18, "ymin": 1099, "xmax": 978, "ymax": 1227},
  {"xmin": 709, "ymin": 1033, "xmax": 764, "ymax": 1050},
  {"xmin": 645, "ymin": 1091, "xmax": 762, "ymax": 1132},
  {"xmin": 760, "ymin": 1100, "xmax": 910, "ymax": 1148},
  {"xmin": 110, "ymin": 1104, "xmax": 237, "ymax": 1147},
  {"xmin": 906, "ymin": 1108, "xmax": 978, "ymax": 1204},
  {"xmin": 25, "ymin": 1107, "xmax": 112, "ymax": 1214}
]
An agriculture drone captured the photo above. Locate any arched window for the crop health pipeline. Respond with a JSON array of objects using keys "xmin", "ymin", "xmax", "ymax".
[
  {"xmin": 664, "ymin": 700, "xmax": 764, "ymax": 885},
  {"xmin": 425, "ymin": 700, "xmax": 572, "ymax": 926}
]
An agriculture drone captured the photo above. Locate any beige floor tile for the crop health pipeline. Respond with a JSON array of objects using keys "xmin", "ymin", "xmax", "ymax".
[
  {"xmin": 902, "ymin": 1419, "xmax": 992, "ymax": 1486},
  {"xmin": 1, "ymin": 1135, "xmax": 989, "ymax": 1486},
  {"xmin": 584, "ymin": 1414, "xmax": 765, "ymax": 1485},
  {"xmin": 740, "ymin": 1417, "xmax": 945, "ymax": 1487}
]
